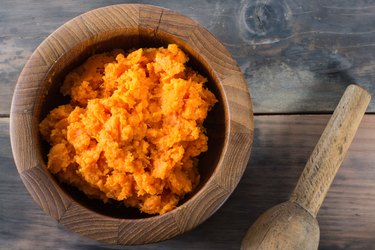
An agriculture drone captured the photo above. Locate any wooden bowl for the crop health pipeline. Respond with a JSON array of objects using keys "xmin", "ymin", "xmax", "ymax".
[{"xmin": 10, "ymin": 4, "xmax": 253, "ymax": 245}]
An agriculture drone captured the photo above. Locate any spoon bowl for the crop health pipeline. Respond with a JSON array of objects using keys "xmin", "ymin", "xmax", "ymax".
[{"xmin": 242, "ymin": 201, "xmax": 319, "ymax": 250}]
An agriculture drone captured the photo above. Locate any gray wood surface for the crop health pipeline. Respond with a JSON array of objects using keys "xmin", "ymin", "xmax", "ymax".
[
  {"xmin": 1, "ymin": 116, "xmax": 375, "ymax": 249},
  {"xmin": 2, "ymin": 0, "xmax": 375, "ymax": 249},
  {"xmin": 1, "ymin": 0, "xmax": 375, "ymax": 115}
]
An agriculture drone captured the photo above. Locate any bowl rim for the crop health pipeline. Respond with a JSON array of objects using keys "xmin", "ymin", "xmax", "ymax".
[{"xmin": 10, "ymin": 3, "xmax": 254, "ymax": 245}]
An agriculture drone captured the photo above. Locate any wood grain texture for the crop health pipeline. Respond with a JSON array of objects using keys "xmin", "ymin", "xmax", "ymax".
[
  {"xmin": 2, "ymin": 115, "xmax": 375, "ymax": 249},
  {"xmin": 9, "ymin": 114, "xmax": 39, "ymax": 173},
  {"xmin": 59, "ymin": 202, "xmax": 119, "ymax": 244},
  {"xmin": 118, "ymin": 212, "xmax": 179, "ymax": 245},
  {"xmin": 243, "ymin": 115, "xmax": 375, "ymax": 250},
  {"xmin": 10, "ymin": 4, "xmax": 253, "ymax": 245},
  {"xmin": 291, "ymin": 85, "xmax": 371, "ymax": 216},
  {"xmin": 241, "ymin": 202, "xmax": 319, "ymax": 250},
  {"xmin": 2, "ymin": 0, "xmax": 375, "ymax": 248},
  {"xmin": 2, "ymin": 0, "xmax": 375, "ymax": 115},
  {"xmin": 20, "ymin": 166, "xmax": 72, "ymax": 221},
  {"xmin": 242, "ymin": 85, "xmax": 371, "ymax": 250}
]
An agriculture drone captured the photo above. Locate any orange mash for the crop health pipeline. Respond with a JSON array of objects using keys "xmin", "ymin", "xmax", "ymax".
[{"xmin": 39, "ymin": 44, "xmax": 217, "ymax": 214}]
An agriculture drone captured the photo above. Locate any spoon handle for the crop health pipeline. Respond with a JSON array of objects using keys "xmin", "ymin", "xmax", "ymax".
[{"xmin": 289, "ymin": 84, "xmax": 371, "ymax": 217}]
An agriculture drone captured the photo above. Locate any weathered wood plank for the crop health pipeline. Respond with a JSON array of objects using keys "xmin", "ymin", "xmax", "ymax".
[
  {"xmin": 241, "ymin": 115, "xmax": 375, "ymax": 250},
  {"xmin": 1, "ymin": 115, "xmax": 375, "ymax": 249},
  {"xmin": 1, "ymin": 0, "xmax": 375, "ymax": 115}
]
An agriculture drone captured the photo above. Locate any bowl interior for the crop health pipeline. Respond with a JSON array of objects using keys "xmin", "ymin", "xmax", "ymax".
[{"xmin": 37, "ymin": 31, "xmax": 227, "ymax": 219}]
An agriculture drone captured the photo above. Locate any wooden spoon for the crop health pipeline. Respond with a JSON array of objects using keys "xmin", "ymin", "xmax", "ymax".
[{"xmin": 241, "ymin": 84, "xmax": 371, "ymax": 250}]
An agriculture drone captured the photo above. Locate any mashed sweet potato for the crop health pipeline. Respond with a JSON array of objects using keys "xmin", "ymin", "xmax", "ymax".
[{"xmin": 39, "ymin": 44, "xmax": 217, "ymax": 214}]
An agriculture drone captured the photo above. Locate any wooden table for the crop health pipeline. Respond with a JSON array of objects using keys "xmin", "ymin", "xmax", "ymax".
[{"xmin": 1, "ymin": 1, "xmax": 374, "ymax": 249}]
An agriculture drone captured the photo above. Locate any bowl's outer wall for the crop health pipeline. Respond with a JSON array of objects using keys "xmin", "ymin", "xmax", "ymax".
[{"xmin": 10, "ymin": 4, "xmax": 254, "ymax": 245}]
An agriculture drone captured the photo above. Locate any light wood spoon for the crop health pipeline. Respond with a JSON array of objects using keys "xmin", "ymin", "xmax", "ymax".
[{"xmin": 241, "ymin": 84, "xmax": 371, "ymax": 250}]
